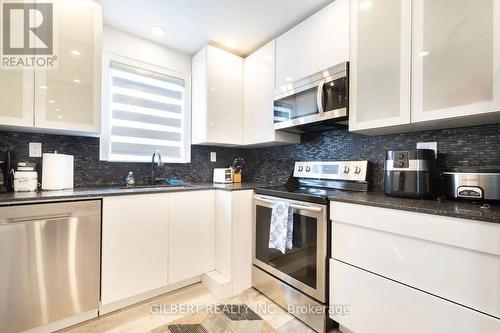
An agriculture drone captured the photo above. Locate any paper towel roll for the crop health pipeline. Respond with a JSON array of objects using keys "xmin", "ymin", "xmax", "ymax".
[{"xmin": 42, "ymin": 153, "xmax": 74, "ymax": 191}]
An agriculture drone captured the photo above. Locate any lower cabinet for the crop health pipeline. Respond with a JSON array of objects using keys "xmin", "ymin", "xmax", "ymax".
[
  {"xmin": 168, "ymin": 190, "xmax": 215, "ymax": 284},
  {"xmin": 329, "ymin": 202, "xmax": 500, "ymax": 332},
  {"xmin": 101, "ymin": 194, "xmax": 169, "ymax": 308},
  {"xmin": 330, "ymin": 260, "xmax": 499, "ymax": 333},
  {"xmin": 101, "ymin": 190, "xmax": 216, "ymax": 312}
]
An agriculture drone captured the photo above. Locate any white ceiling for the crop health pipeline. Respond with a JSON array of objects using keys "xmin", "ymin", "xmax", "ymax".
[{"xmin": 102, "ymin": 0, "xmax": 333, "ymax": 57}]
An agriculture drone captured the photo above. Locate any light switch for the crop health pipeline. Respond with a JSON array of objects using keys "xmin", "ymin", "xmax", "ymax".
[
  {"xmin": 29, "ymin": 142, "xmax": 42, "ymax": 158},
  {"xmin": 210, "ymin": 152, "xmax": 216, "ymax": 162}
]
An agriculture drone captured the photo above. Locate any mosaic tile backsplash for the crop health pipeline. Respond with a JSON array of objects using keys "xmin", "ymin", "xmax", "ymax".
[
  {"xmin": 242, "ymin": 123, "xmax": 500, "ymax": 191},
  {"xmin": 0, "ymin": 131, "xmax": 243, "ymax": 187},
  {"xmin": 0, "ymin": 123, "xmax": 498, "ymax": 190}
]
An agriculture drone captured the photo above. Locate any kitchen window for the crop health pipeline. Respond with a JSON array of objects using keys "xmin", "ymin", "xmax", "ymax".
[{"xmin": 100, "ymin": 54, "xmax": 191, "ymax": 163}]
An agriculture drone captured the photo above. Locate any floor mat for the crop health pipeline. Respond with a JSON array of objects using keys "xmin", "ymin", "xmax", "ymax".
[{"xmin": 151, "ymin": 304, "xmax": 277, "ymax": 333}]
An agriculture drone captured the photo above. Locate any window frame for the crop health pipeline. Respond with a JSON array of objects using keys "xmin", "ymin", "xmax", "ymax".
[{"xmin": 100, "ymin": 52, "xmax": 191, "ymax": 163}]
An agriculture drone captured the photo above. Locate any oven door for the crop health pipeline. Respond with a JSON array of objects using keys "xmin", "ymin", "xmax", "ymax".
[{"xmin": 252, "ymin": 195, "xmax": 327, "ymax": 302}]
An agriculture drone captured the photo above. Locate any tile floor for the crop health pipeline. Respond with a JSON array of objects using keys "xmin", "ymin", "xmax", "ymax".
[{"xmin": 60, "ymin": 283, "xmax": 341, "ymax": 333}]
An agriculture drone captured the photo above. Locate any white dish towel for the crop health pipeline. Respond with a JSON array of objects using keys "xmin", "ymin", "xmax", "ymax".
[{"xmin": 269, "ymin": 200, "xmax": 294, "ymax": 254}]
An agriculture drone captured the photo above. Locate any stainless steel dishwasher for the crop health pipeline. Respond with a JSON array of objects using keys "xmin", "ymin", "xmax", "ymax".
[{"xmin": 0, "ymin": 200, "xmax": 101, "ymax": 333}]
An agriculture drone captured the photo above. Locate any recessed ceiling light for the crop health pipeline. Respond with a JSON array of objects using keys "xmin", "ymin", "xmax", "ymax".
[
  {"xmin": 48, "ymin": 99, "xmax": 55, "ymax": 104},
  {"xmin": 57, "ymin": 115, "xmax": 63, "ymax": 119},
  {"xmin": 71, "ymin": 50, "xmax": 81, "ymax": 56},
  {"xmin": 54, "ymin": 108, "xmax": 60, "ymax": 112},
  {"xmin": 151, "ymin": 26, "xmax": 165, "ymax": 36},
  {"xmin": 418, "ymin": 51, "xmax": 430, "ymax": 57},
  {"xmin": 73, "ymin": 79, "xmax": 81, "ymax": 83},
  {"xmin": 359, "ymin": 1, "xmax": 372, "ymax": 11},
  {"xmin": 285, "ymin": 77, "xmax": 293, "ymax": 82},
  {"xmin": 39, "ymin": 85, "xmax": 48, "ymax": 90},
  {"xmin": 226, "ymin": 40, "xmax": 237, "ymax": 48}
]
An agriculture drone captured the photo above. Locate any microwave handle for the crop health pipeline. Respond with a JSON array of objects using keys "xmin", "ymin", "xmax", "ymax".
[{"xmin": 316, "ymin": 79, "xmax": 325, "ymax": 114}]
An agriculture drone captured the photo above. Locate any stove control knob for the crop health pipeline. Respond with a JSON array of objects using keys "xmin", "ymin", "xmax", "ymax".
[
  {"xmin": 298, "ymin": 166, "xmax": 304, "ymax": 172},
  {"xmin": 354, "ymin": 166, "xmax": 362, "ymax": 174},
  {"xmin": 305, "ymin": 166, "xmax": 311, "ymax": 172},
  {"xmin": 343, "ymin": 166, "xmax": 350, "ymax": 174}
]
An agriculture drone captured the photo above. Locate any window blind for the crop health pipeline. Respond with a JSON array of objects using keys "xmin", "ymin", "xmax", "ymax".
[{"xmin": 107, "ymin": 61, "xmax": 186, "ymax": 162}]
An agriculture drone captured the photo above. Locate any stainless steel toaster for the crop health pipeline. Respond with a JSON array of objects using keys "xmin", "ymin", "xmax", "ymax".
[{"xmin": 443, "ymin": 167, "xmax": 500, "ymax": 201}]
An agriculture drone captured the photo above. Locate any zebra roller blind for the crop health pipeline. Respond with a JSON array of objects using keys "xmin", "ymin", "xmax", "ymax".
[{"xmin": 106, "ymin": 61, "xmax": 187, "ymax": 162}]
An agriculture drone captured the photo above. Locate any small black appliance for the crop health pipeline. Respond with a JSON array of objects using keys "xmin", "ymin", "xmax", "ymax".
[
  {"xmin": 384, "ymin": 149, "xmax": 435, "ymax": 199},
  {"xmin": 1, "ymin": 151, "xmax": 16, "ymax": 192}
]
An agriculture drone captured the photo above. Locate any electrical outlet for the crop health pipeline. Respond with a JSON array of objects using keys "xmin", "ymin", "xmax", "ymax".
[
  {"xmin": 29, "ymin": 142, "xmax": 42, "ymax": 158},
  {"xmin": 417, "ymin": 142, "xmax": 437, "ymax": 156},
  {"xmin": 210, "ymin": 152, "xmax": 217, "ymax": 162}
]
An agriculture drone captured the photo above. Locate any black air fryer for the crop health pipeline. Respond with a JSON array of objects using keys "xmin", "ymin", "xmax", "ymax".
[{"xmin": 384, "ymin": 149, "xmax": 435, "ymax": 199}]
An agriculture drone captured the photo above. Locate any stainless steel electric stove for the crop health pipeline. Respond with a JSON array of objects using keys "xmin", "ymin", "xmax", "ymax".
[{"xmin": 252, "ymin": 160, "xmax": 369, "ymax": 333}]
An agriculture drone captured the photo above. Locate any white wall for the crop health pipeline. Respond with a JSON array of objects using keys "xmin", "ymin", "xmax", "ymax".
[{"xmin": 103, "ymin": 26, "xmax": 191, "ymax": 76}]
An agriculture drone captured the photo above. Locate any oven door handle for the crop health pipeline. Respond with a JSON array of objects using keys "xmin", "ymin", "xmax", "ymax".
[{"xmin": 254, "ymin": 196, "xmax": 323, "ymax": 213}]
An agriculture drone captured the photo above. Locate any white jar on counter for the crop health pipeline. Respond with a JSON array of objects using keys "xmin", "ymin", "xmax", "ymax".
[{"xmin": 14, "ymin": 171, "xmax": 38, "ymax": 192}]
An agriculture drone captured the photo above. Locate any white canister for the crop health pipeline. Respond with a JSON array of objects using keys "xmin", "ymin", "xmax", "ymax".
[{"xmin": 14, "ymin": 171, "xmax": 38, "ymax": 192}]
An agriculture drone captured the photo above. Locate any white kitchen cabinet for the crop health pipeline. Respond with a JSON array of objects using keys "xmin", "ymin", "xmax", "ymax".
[
  {"xmin": 411, "ymin": 0, "xmax": 500, "ymax": 124},
  {"xmin": 348, "ymin": 0, "xmax": 411, "ymax": 133},
  {"xmin": 329, "ymin": 201, "xmax": 500, "ymax": 332},
  {"xmin": 214, "ymin": 190, "xmax": 253, "ymax": 296},
  {"xmin": 0, "ymin": 70, "xmax": 34, "ymax": 127},
  {"xmin": 275, "ymin": 0, "xmax": 349, "ymax": 89},
  {"xmin": 330, "ymin": 260, "xmax": 500, "ymax": 333},
  {"xmin": 192, "ymin": 45, "xmax": 243, "ymax": 146},
  {"xmin": 243, "ymin": 40, "xmax": 299, "ymax": 146},
  {"xmin": 35, "ymin": 0, "xmax": 102, "ymax": 134},
  {"xmin": 101, "ymin": 194, "xmax": 169, "ymax": 308},
  {"xmin": 168, "ymin": 190, "xmax": 215, "ymax": 284},
  {"xmin": 0, "ymin": 0, "xmax": 102, "ymax": 135}
]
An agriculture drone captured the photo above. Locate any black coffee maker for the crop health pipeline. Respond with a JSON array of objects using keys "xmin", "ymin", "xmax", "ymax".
[
  {"xmin": 384, "ymin": 149, "xmax": 436, "ymax": 199},
  {"xmin": 0, "ymin": 151, "xmax": 15, "ymax": 192}
]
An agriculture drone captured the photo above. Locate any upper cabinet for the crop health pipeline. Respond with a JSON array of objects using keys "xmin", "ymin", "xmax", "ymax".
[
  {"xmin": 0, "ymin": 0, "xmax": 102, "ymax": 135},
  {"xmin": 349, "ymin": 0, "xmax": 411, "ymax": 132},
  {"xmin": 275, "ymin": 0, "xmax": 349, "ymax": 89},
  {"xmin": 35, "ymin": 0, "xmax": 102, "ymax": 133},
  {"xmin": 350, "ymin": 0, "xmax": 500, "ymax": 134},
  {"xmin": 0, "ymin": 69, "xmax": 34, "ymax": 127},
  {"xmin": 411, "ymin": 0, "xmax": 500, "ymax": 123},
  {"xmin": 192, "ymin": 45, "xmax": 244, "ymax": 146},
  {"xmin": 243, "ymin": 40, "xmax": 300, "ymax": 146}
]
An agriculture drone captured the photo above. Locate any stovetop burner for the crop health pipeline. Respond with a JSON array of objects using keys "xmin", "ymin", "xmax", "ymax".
[
  {"xmin": 254, "ymin": 185, "xmax": 351, "ymax": 204},
  {"xmin": 255, "ymin": 160, "xmax": 370, "ymax": 204}
]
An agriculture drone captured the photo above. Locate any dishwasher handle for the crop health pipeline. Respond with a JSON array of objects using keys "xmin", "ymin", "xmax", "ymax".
[{"xmin": 1, "ymin": 214, "xmax": 73, "ymax": 225}]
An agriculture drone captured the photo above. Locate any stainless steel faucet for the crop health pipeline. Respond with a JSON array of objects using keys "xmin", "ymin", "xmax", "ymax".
[{"xmin": 150, "ymin": 150, "xmax": 163, "ymax": 185}]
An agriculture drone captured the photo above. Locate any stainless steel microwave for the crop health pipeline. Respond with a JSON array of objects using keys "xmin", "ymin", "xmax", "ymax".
[{"xmin": 274, "ymin": 62, "xmax": 348, "ymax": 132}]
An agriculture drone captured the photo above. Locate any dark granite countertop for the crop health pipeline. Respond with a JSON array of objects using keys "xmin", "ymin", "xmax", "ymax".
[
  {"xmin": 328, "ymin": 191, "xmax": 500, "ymax": 224},
  {"xmin": 0, "ymin": 182, "xmax": 261, "ymax": 206}
]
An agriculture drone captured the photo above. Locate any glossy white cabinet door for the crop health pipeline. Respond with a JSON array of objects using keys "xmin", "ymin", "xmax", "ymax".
[
  {"xmin": 243, "ymin": 40, "xmax": 299, "ymax": 146},
  {"xmin": 0, "ymin": 9, "xmax": 34, "ymax": 128},
  {"xmin": 101, "ymin": 194, "xmax": 169, "ymax": 306},
  {"xmin": 412, "ymin": 0, "xmax": 500, "ymax": 122},
  {"xmin": 0, "ymin": 70, "xmax": 34, "ymax": 127},
  {"xmin": 168, "ymin": 190, "xmax": 215, "ymax": 284},
  {"xmin": 330, "ymin": 260, "xmax": 500, "ymax": 333},
  {"xmin": 192, "ymin": 45, "xmax": 243, "ymax": 146},
  {"xmin": 349, "ymin": 0, "xmax": 411, "ymax": 132},
  {"xmin": 34, "ymin": 0, "xmax": 102, "ymax": 133},
  {"xmin": 275, "ymin": 0, "xmax": 349, "ymax": 88}
]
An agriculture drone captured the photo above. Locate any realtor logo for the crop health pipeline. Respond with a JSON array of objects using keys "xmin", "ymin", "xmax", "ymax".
[{"xmin": 1, "ymin": 0, "xmax": 57, "ymax": 68}]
